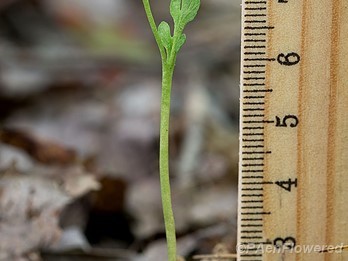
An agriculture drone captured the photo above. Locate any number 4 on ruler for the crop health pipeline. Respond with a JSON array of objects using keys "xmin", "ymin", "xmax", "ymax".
[{"xmin": 275, "ymin": 178, "xmax": 298, "ymax": 192}]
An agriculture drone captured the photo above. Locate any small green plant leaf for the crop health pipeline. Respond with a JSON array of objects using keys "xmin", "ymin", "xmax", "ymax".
[
  {"xmin": 169, "ymin": 0, "xmax": 181, "ymax": 22},
  {"xmin": 170, "ymin": 0, "xmax": 200, "ymax": 31},
  {"xmin": 175, "ymin": 34, "xmax": 186, "ymax": 52},
  {"xmin": 158, "ymin": 21, "xmax": 173, "ymax": 54}
]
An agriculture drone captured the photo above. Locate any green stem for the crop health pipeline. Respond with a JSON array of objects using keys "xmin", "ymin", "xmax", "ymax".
[
  {"xmin": 160, "ymin": 65, "xmax": 177, "ymax": 261},
  {"xmin": 142, "ymin": 0, "xmax": 166, "ymax": 62},
  {"xmin": 142, "ymin": 1, "xmax": 178, "ymax": 260}
]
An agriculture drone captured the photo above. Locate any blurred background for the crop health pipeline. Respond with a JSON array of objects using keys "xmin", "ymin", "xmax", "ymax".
[{"xmin": 0, "ymin": 0, "xmax": 241, "ymax": 260}]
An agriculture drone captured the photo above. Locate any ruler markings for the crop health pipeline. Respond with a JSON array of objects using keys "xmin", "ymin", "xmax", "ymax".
[
  {"xmin": 240, "ymin": 0, "xmax": 348, "ymax": 260},
  {"xmin": 240, "ymin": 2, "xmax": 272, "ymax": 260},
  {"xmin": 242, "ymin": 115, "xmax": 265, "ymax": 118},
  {"xmin": 241, "ymin": 207, "xmax": 264, "ymax": 210},
  {"xmin": 244, "ymin": 58, "xmax": 275, "ymax": 61},
  {"xmin": 243, "ymin": 83, "xmax": 266, "ymax": 85},
  {"xmin": 245, "ymin": 8, "xmax": 267, "ymax": 11},
  {"xmin": 244, "ymin": 14, "xmax": 267, "ymax": 18},
  {"xmin": 241, "ymin": 230, "xmax": 263, "ymax": 233},
  {"xmin": 244, "ymin": 46, "xmax": 266, "ymax": 49},
  {"xmin": 241, "ymin": 188, "xmax": 264, "ymax": 191},
  {"xmin": 243, "ymin": 102, "xmax": 265, "ymax": 105},
  {"xmin": 243, "ymin": 71, "xmax": 266, "ymax": 74},
  {"xmin": 245, "ymin": 1, "xmax": 267, "ymax": 4},
  {"xmin": 244, "ymin": 52, "xmax": 266, "ymax": 55},
  {"xmin": 242, "ymin": 120, "xmax": 274, "ymax": 124},
  {"xmin": 244, "ymin": 39, "xmax": 266, "ymax": 42},
  {"xmin": 243, "ymin": 97, "xmax": 265, "ymax": 100},
  {"xmin": 242, "ymin": 182, "xmax": 273, "ymax": 185},
  {"xmin": 243, "ymin": 127, "xmax": 265, "ymax": 130},
  {"xmin": 245, "ymin": 20, "xmax": 267, "ymax": 24},
  {"xmin": 243, "ymin": 108, "xmax": 265, "ymax": 112},
  {"xmin": 244, "ymin": 26, "xmax": 274, "ymax": 30},
  {"xmin": 241, "ymin": 218, "xmax": 263, "ymax": 221},
  {"xmin": 242, "ymin": 163, "xmax": 264, "ymax": 167},
  {"xmin": 241, "ymin": 150, "xmax": 271, "ymax": 154},
  {"xmin": 241, "ymin": 212, "xmax": 271, "ymax": 215},
  {"xmin": 243, "ymin": 90, "xmax": 272, "ymax": 93},
  {"xmin": 241, "ymin": 236, "xmax": 264, "ymax": 239},
  {"xmin": 242, "ymin": 146, "xmax": 265, "ymax": 149},
  {"xmin": 241, "ymin": 194, "xmax": 264, "ymax": 198}
]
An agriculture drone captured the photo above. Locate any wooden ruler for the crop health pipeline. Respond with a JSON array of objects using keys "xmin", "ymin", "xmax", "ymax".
[{"xmin": 238, "ymin": 0, "xmax": 348, "ymax": 260}]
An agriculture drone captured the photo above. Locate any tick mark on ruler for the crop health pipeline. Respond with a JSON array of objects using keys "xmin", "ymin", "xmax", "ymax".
[
  {"xmin": 244, "ymin": 39, "xmax": 266, "ymax": 42},
  {"xmin": 241, "ymin": 236, "xmax": 263, "ymax": 239},
  {"xmin": 241, "ymin": 218, "xmax": 263, "ymax": 222},
  {"xmin": 244, "ymin": 58, "xmax": 275, "ymax": 61},
  {"xmin": 243, "ymin": 126, "xmax": 265, "ymax": 130},
  {"xmin": 241, "ymin": 212, "xmax": 271, "ymax": 215},
  {"xmin": 244, "ymin": 89, "xmax": 272, "ymax": 93},
  {"xmin": 241, "ymin": 151, "xmax": 271, "ymax": 154},
  {"xmin": 241, "ymin": 206, "xmax": 264, "ymax": 210},
  {"xmin": 245, "ymin": 7, "xmax": 267, "ymax": 11},
  {"xmin": 242, "ymin": 181, "xmax": 273, "ymax": 185},
  {"xmin": 243, "ymin": 120, "xmax": 274, "ymax": 123},
  {"xmin": 244, "ymin": 14, "xmax": 267, "ymax": 18},
  {"xmin": 243, "ymin": 108, "xmax": 265, "ymax": 112},
  {"xmin": 241, "ymin": 169, "xmax": 264, "ymax": 173},
  {"xmin": 245, "ymin": 1, "xmax": 267, "ymax": 4},
  {"xmin": 244, "ymin": 26, "xmax": 274, "ymax": 30},
  {"xmin": 243, "ymin": 97, "xmax": 265, "ymax": 100},
  {"xmin": 241, "ymin": 187, "xmax": 264, "ymax": 190},
  {"xmin": 243, "ymin": 70, "xmax": 266, "ymax": 74},
  {"xmin": 242, "ymin": 139, "xmax": 264, "ymax": 142},
  {"xmin": 242, "ymin": 145, "xmax": 265, "ymax": 149},
  {"xmin": 241, "ymin": 230, "xmax": 263, "ymax": 233},
  {"xmin": 243, "ymin": 102, "xmax": 265, "ymax": 105},
  {"xmin": 244, "ymin": 45, "xmax": 266, "ymax": 49},
  {"xmin": 243, "ymin": 77, "xmax": 266, "ymax": 80},
  {"xmin": 244, "ymin": 32, "xmax": 267, "ymax": 36},
  {"xmin": 243, "ymin": 71, "xmax": 266, "ymax": 74},
  {"xmin": 242, "ymin": 134, "xmax": 264, "ymax": 137},
  {"xmin": 243, "ymin": 83, "xmax": 266, "ymax": 87},
  {"xmin": 241, "ymin": 194, "xmax": 263, "ymax": 198},
  {"xmin": 241, "ymin": 201, "xmax": 263, "ymax": 204}
]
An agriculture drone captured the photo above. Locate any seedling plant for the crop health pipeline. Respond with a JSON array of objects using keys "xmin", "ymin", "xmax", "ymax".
[{"xmin": 141, "ymin": 0, "xmax": 200, "ymax": 260}]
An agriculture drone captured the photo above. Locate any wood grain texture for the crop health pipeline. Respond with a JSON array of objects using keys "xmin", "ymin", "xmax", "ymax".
[{"xmin": 238, "ymin": 0, "xmax": 348, "ymax": 260}]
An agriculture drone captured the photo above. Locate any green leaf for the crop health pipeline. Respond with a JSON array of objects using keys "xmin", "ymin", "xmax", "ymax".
[
  {"xmin": 182, "ymin": 0, "xmax": 200, "ymax": 25},
  {"xmin": 158, "ymin": 21, "xmax": 173, "ymax": 53},
  {"xmin": 170, "ymin": 0, "xmax": 200, "ymax": 30},
  {"xmin": 170, "ymin": 0, "xmax": 181, "ymax": 22},
  {"xmin": 175, "ymin": 34, "xmax": 186, "ymax": 52}
]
